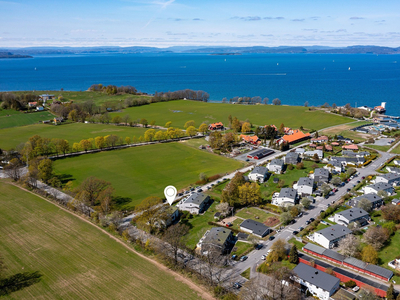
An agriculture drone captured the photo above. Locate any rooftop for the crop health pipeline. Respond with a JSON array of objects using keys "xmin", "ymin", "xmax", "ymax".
[
  {"xmin": 250, "ymin": 166, "xmax": 268, "ymax": 176},
  {"xmin": 185, "ymin": 193, "xmax": 209, "ymax": 206},
  {"xmin": 314, "ymin": 168, "xmax": 329, "ymax": 177},
  {"xmin": 270, "ymin": 158, "xmax": 284, "ymax": 166},
  {"xmin": 293, "ymin": 263, "xmax": 340, "ymax": 292},
  {"xmin": 351, "ymin": 193, "xmax": 383, "ymax": 203},
  {"xmin": 336, "ymin": 208, "xmax": 369, "ymax": 221},
  {"xmin": 281, "ymin": 130, "xmax": 311, "ymax": 143},
  {"xmin": 316, "ymin": 224, "xmax": 352, "ymax": 241},
  {"xmin": 366, "ymin": 182, "xmax": 393, "ymax": 191},
  {"xmin": 202, "ymin": 227, "xmax": 232, "ymax": 247},
  {"xmin": 298, "ymin": 177, "xmax": 313, "ymax": 187},
  {"xmin": 278, "ymin": 187, "xmax": 297, "ymax": 199},
  {"xmin": 239, "ymin": 219, "xmax": 270, "ymax": 237}
]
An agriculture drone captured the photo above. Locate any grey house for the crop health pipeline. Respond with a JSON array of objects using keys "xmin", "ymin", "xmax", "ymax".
[
  {"xmin": 272, "ymin": 187, "xmax": 298, "ymax": 206},
  {"xmin": 364, "ymin": 182, "xmax": 395, "ymax": 196},
  {"xmin": 179, "ymin": 193, "xmax": 211, "ymax": 214},
  {"xmin": 268, "ymin": 158, "xmax": 285, "ymax": 174},
  {"xmin": 313, "ymin": 168, "xmax": 330, "ymax": 185},
  {"xmin": 375, "ymin": 173, "xmax": 400, "ymax": 186},
  {"xmin": 296, "ymin": 177, "xmax": 314, "ymax": 196},
  {"xmin": 333, "ymin": 208, "xmax": 370, "ymax": 227},
  {"xmin": 200, "ymin": 227, "xmax": 234, "ymax": 254},
  {"xmin": 248, "ymin": 166, "xmax": 269, "ymax": 183},
  {"xmin": 239, "ymin": 219, "xmax": 271, "ymax": 238},
  {"xmin": 348, "ymin": 193, "xmax": 383, "ymax": 209},
  {"xmin": 285, "ymin": 152, "xmax": 300, "ymax": 165},
  {"xmin": 311, "ymin": 224, "xmax": 352, "ymax": 248}
]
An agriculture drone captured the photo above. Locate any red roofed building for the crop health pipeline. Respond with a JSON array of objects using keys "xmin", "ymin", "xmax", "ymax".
[
  {"xmin": 325, "ymin": 145, "xmax": 333, "ymax": 151},
  {"xmin": 316, "ymin": 146, "xmax": 324, "ymax": 150},
  {"xmin": 209, "ymin": 122, "xmax": 224, "ymax": 130},
  {"xmin": 374, "ymin": 106, "xmax": 386, "ymax": 113},
  {"xmin": 342, "ymin": 144, "xmax": 359, "ymax": 150},
  {"xmin": 277, "ymin": 130, "xmax": 311, "ymax": 145},
  {"xmin": 240, "ymin": 135, "xmax": 261, "ymax": 145},
  {"xmin": 28, "ymin": 102, "xmax": 37, "ymax": 107},
  {"xmin": 331, "ymin": 142, "xmax": 339, "ymax": 146},
  {"xmin": 311, "ymin": 135, "xmax": 329, "ymax": 143}
]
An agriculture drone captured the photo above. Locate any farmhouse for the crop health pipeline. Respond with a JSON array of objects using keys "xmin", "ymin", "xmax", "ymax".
[
  {"xmin": 310, "ymin": 224, "xmax": 352, "ymax": 249},
  {"xmin": 179, "ymin": 193, "xmax": 211, "ymax": 214},
  {"xmin": 277, "ymin": 130, "xmax": 311, "ymax": 145},
  {"xmin": 311, "ymin": 135, "xmax": 328, "ymax": 143},
  {"xmin": 295, "ymin": 177, "xmax": 314, "ymax": 196},
  {"xmin": 348, "ymin": 193, "xmax": 383, "ymax": 209},
  {"xmin": 332, "ymin": 208, "xmax": 370, "ymax": 227},
  {"xmin": 313, "ymin": 168, "xmax": 330, "ymax": 185},
  {"xmin": 292, "ymin": 263, "xmax": 340, "ymax": 300},
  {"xmin": 268, "ymin": 158, "xmax": 284, "ymax": 174},
  {"xmin": 248, "ymin": 166, "xmax": 269, "ymax": 183},
  {"xmin": 209, "ymin": 122, "xmax": 224, "ymax": 130},
  {"xmin": 239, "ymin": 219, "xmax": 271, "ymax": 238},
  {"xmin": 285, "ymin": 152, "xmax": 300, "ymax": 165},
  {"xmin": 375, "ymin": 173, "xmax": 400, "ymax": 186},
  {"xmin": 240, "ymin": 134, "xmax": 260, "ymax": 145},
  {"xmin": 246, "ymin": 148, "xmax": 274, "ymax": 160},
  {"xmin": 364, "ymin": 182, "xmax": 394, "ymax": 196},
  {"xmin": 272, "ymin": 188, "xmax": 297, "ymax": 206},
  {"xmin": 198, "ymin": 227, "xmax": 234, "ymax": 254}
]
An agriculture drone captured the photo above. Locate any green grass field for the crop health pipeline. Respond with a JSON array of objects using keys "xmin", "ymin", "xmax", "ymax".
[
  {"xmin": 390, "ymin": 143, "xmax": 400, "ymax": 154},
  {"xmin": 0, "ymin": 122, "xmax": 151, "ymax": 150},
  {"xmin": 235, "ymin": 207, "xmax": 274, "ymax": 222},
  {"xmin": 365, "ymin": 144, "xmax": 392, "ymax": 152},
  {"xmin": 0, "ymin": 182, "xmax": 203, "ymax": 300},
  {"xmin": 54, "ymin": 143, "xmax": 243, "ymax": 210},
  {"xmin": 0, "ymin": 109, "xmax": 55, "ymax": 129},
  {"xmin": 110, "ymin": 100, "xmax": 352, "ymax": 130}
]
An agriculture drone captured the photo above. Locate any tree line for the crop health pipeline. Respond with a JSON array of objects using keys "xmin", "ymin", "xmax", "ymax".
[{"xmin": 221, "ymin": 96, "xmax": 282, "ymax": 105}]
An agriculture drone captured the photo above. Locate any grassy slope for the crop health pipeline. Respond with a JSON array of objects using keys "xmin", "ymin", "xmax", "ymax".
[
  {"xmin": 0, "ymin": 122, "xmax": 151, "ymax": 150},
  {"xmin": 0, "ymin": 182, "xmax": 202, "ymax": 300},
  {"xmin": 0, "ymin": 109, "xmax": 55, "ymax": 129},
  {"xmin": 110, "ymin": 100, "xmax": 352, "ymax": 130},
  {"xmin": 54, "ymin": 142, "xmax": 243, "ymax": 210}
]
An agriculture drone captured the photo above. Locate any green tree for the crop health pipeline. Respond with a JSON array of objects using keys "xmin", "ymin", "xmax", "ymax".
[
  {"xmin": 125, "ymin": 137, "xmax": 131, "ymax": 145},
  {"xmin": 288, "ymin": 245, "xmax": 299, "ymax": 264},
  {"xmin": 361, "ymin": 245, "xmax": 378, "ymax": 264},
  {"xmin": 72, "ymin": 142, "xmax": 80, "ymax": 152},
  {"xmin": 77, "ymin": 176, "xmax": 112, "ymax": 206},
  {"xmin": 241, "ymin": 122, "xmax": 251, "ymax": 133},
  {"xmin": 186, "ymin": 126, "xmax": 197, "ymax": 137},
  {"xmin": 387, "ymin": 283, "xmax": 395, "ymax": 300},
  {"xmin": 68, "ymin": 109, "xmax": 78, "ymax": 121},
  {"xmin": 38, "ymin": 158, "xmax": 53, "ymax": 183},
  {"xmin": 267, "ymin": 239, "xmax": 287, "ymax": 262},
  {"xmin": 111, "ymin": 115, "xmax": 122, "ymax": 125},
  {"xmin": 144, "ymin": 129, "xmax": 156, "ymax": 142},
  {"xmin": 238, "ymin": 182, "xmax": 262, "ymax": 206},
  {"xmin": 280, "ymin": 212, "xmax": 293, "ymax": 225},
  {"xmin": 79, "ymin": 139, "xmax": 91, "ymax": 152},
  {"xmin": 165, "ymin": 121, "xmax": 172, "ymax": 128},
  {"xmin": 199, "ymin": 123, "xmax": 209, "ymax": 135},
  {"xmin": 184, "ymin": 120, "xmax": 195, "ymax": 129},
  {"xmin": 301, "ymin": 198, "xmax": 311, "ymax": 209},
  {"xmin": 150, "ymin": 120, "xmax": 156, "ymax": 127},
  {"xmin": 231, "ymin": 117, "xmax": 241, "ymax": 132},
  {"xmin": 221, "ymin": 172, "xmax": 245, "ymax": 206},
  {"xmin": 154, "ymin": 130, "xmax": 164, "ymax": 141},
  {"xmin": 140, "ymin": 118, "xmax": 148, "ymax": 128},
  {"xmin": 105, "ymin": 134, "xmax": 118, "ymax": 148}
]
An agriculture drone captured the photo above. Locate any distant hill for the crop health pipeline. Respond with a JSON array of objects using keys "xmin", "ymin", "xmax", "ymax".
[
  {"xmin": 1, "ymin": 45, "xmax": 400, "ymax": 55},
  {"xmin": 0, "ymin": 52, "xmax": 32, "ymax": 58}
]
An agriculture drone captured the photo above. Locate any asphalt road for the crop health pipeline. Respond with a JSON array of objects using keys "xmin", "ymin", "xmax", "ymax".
[{"xmin": 232, "ymin": 150, "xmax": 394, "ymax": 275}]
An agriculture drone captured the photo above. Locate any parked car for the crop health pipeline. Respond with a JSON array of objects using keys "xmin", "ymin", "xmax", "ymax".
[
  {"xmin": 298, "ymin": 227, "xmax": 304, "ymax": 232},
  {"xmin": 261, "ymin": 254, "xmax": 267, "ymax": 260},
  {"xmin": 352, "ymin": 286, "xmax": 360, "ymax": 292},
  {"xmin": 297, "ymin": 212, "xmax": 303, "ymax": 218},
  {"xmin": 362, "ymin": 176, "xmax": 365, "ymax": 180},
  {"xmin": 309, "ymin": 218, "xmax": 315, "ymax": 222},
  {"xmin": 226, "ymin": 222, "xmax": 233, "ymax": 227},
  {"xmin": 254, "ymin": 244, "xmax": 263, "ymax": 250},
  {"xmin": 268, "ymin": 236, "xmax": 275, "ymax": 241},
  {"xmin": 305, "ymin": 220, "xmax": 310, "ymax": 225},
  {"xmin": 231, "ymin": 254, "xmax": 237, "ymax": 260},
  {"xmin": 347, "ymin": 188, "xmax": 351, "ymax": 192},
  {"xmin": 233, "ymin": 282, "xmax": 242, "ymax": 289},
  {"xmin": 320, "ymin": 210, "xmax": 325, "ymax": 213},
  {"xmin": 292, "ymin": 231, "xmax": 299, "ymax": 235},
  {"xmin": 240, "ymin": 255, "xmax": 248, "ymax": 262}
]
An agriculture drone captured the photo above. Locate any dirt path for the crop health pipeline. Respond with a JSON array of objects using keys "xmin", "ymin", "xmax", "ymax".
[{"xmin": 7, "ymin": 182, "xmax": 215, "ymax": 300}]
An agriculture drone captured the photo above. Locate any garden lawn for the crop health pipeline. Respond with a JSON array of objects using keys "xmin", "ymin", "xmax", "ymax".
[
  {"xmin": 0, "ymin": 109, "xmax": 55, "ymax": 129},
  {"xmin": 365, "ymin": 144, "xmax": 391, "ymax": 152},
  {"xmin": 110, "ymin": 100, "xmax": 351, "ymax": 130},
  {"xmin": 236, "ymin": 207, "xmax": 274, "ymax": 222},
  {"xmin": 54, "ymin": 142, "xmax": 243, "ymax": 210},
  {"xmin": 378, "ymin": 230, "xmax": 400, "ymax": 266},
  {"xmin": 232, "ymin": 242, "xmax": 253, "ymax": 258},
  {"xmin": 390, "ymin": 143, "xmax": 400, "ymax": 154},
  {"xmin": 0, "ymin": 122, "xmax": 151, "ymax": 150},
  {"xmin": 0, "ymin": 182, "xmax": 203, "ymax": 300}
]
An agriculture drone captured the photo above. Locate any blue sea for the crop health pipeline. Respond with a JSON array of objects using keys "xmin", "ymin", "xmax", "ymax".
[{"xmin": 1, "ymin": 53, "xmax": 400, "ymax": 115}]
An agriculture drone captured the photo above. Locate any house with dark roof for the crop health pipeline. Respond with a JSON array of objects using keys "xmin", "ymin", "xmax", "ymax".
[
  {"xmin": 325, "ymin": 160, "xmax": 344, "ymax": 174},
  {"xmin": 375, "ymin": 173, "xmax": 400, "ymax": 186},
  {"xmin": 364, "ymin": 182, "xmax": 395, "ymax": 196},
  {"xmin": 311, "ymin": 224, "xmax": 352, "ymax": 249},
  {"xmin": 198, "ymin": 227, "xmax": 234, "ymax": 254},
  {"xmin": 332, "ymin": 208, "xmax": 370, "ymax": 227},
  {"xmin": 39, "ymin": 94, "xmax": 55, "ymax": 102},
  {"xmin": 272, "ymin": 188, "xmax": 298, "ymax": 206},
  {"xmin": 386, "ymin": 166, "xmax": 400, "ymax": 174},
  {"xmin": 295, "ymin": 177, "xmax": 314, "ymax": 196},
  {"xmin": 179, "ymin": 193, "xmax": 211, "ymax": 214},
  {"xmin": 348, "ymin": 193, "xmax": 383, "ymax": 209},
  {"xmin": 292, "ymin": 263, "xmax": 340, "ymax": 300},
  {"xmin": 246, "ymin": 148, "xmax": 274, "ymax": 160},
  {"xmin": 285, "ymin": 152, "xmax": 300, "ymax": 165},
  {"xmin": 239, "ymin": 219, "xmax": 271, "ymax": 238},
  {"xmin": 248, "ymin": 166, "xmax": 269, "ymax": 183},
  {"xmin": 313, "ymin": 168, "xmax": 330, "ymax": 185},
  {"xmin": 268, "ymin": 158, "xmax": 284, "ymax": 174},
  {"xmin": 342, "ymin": 150, "xmax": 370, "ymax": 157},
  {"xmin": 330, "ymin": 156, "xmax": 365, "ymax": 166},
  {"xmin": 152, "ymin": 205, "xmax": 180, "ymax": 228}
]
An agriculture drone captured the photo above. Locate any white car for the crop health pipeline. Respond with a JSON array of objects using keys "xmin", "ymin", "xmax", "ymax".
[{"xmin": 261, "ymin": 254, "xmax": 267, "ymax": 260}]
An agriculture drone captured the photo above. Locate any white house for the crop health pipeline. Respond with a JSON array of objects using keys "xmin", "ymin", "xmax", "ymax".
[
  {"xmin": 272, "ymin": 188, "xmax": 297, "ymax": 206},
  {"xmin": 375, "ymin": 173, "xmax": 400, "ymax": 186},
  {"xmin": 310, "ymin": 224, "xmax": 352, "ymax": 249},
  {"xmin": 386, "ymin": 166, "xmax": 400, "ymax": 174},
  {"xmin": 393, "ymin": 160, "xmax": 400, "ymax": 166},
  {"xmin": 304, "ymin": 149, "xmax": 323, "ymax": 160},
  {"xmin": 268, "ymin": 159, "xmax": 284, "ymax": 174},
  {"xmin": 295, "ymin": 177, "xmax": 314, "ymax": 196},
  {"xmin": 179, "ymin": 193, "xmax": 210, "ymax": 214},
  {"xmin": 292, "ymin": 263, "xmax": 340, "ymax": 300},
  {"xmin": 332, "ymin": 208, "xmax": 370, "ymax": 227},
  {"xmin": 364, "ymin": 182, "xmax": 395, "ymax": 196},
  {"xmin": 248, "ymin": 166, "xmax": 269, "ymax": 183}
]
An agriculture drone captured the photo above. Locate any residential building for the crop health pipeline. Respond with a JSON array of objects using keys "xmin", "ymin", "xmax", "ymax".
[
  {"xmin": 295, "ymin": 148, "xmax": 305, "ymax": 155},
  {"xmin": 332, "ymin": 208, "xmax": 370, "ymax": 227},
  {"xmin": 364, "ymin": 182, "xmax": 394, "ymax": 196},
  {"xmin": 199, "ymin": 227, "xmax": 234, "ymax": 254},
  {"xmin": 36, "ymin": 106, "xmax": 44, "ymax": 111},
  {"xmin": 325, "ymin": 160, "xmax": 344, "ymax": 174},
  {"xmin": 152, "ymin": 206, "xmax": 180, "ymax": 228},
  {"xmin": 240, "ymin": 134, "xmax": 260, "ymax": 145},
  {"xmin": 337, "ymin": 135, "xmax": 353, "ymax": 144},
  {"xmin": 313, "ymin": 168, "xmax": 330, "ymax": 185},
  {"xmin": 277, "ymin": 130, "xmax": 311, "ymax": 145},
  {"xmin": 392, "ymin": 199, "xmax": 400, "ymax": 206},
  {"xmin": 285, "ymin": 152, "xmax": 300, "ymax": 165},
  {"xmin": 272, "ymin": 188, "xmax": 297, "ymax": 206},
  {"xmin": 179, "ymin": 193, "xmax": 211, "ymax": 214},
  {"xmin": 375, "ymin": 173, "xmax": 400, "ymax": 186},
  {"xmin": 28, "ymin": 101, "xmax": 37, "ymax": 107},
  {"xmin": 311, "ymin": 224, "xmax": 352, "ymax": 248},
  {"xmin": 239, "ymin": 219, "xmax": 271, "ymax": 238},
  {"xmin": 208, "ymin": 122, "xmax": 224, "ymax": 130},
  {"xmin": 342, "ymin": 150, "xmax": 370, "ymax": 157},
  {"xmin": 394, "ymin": 160, "xmax": 400, "ymax": 166},
  {"xmin": 330, "ymin": 156, "xmax": 365, "ymax": 166},
  {"xmin": 295, "ymin": 177, "xmax": 314, "ymax": 196},
  {"xmin": 348, "ymin": 193, "xmax": 383, "ymax": 209},
  {"xmin": 292, "ymin": 263, "xmax": 340, "ymax": 300},
  {"xmin": 304, "ymin": 149, "xmax": 323, "ymax": 160},
  {"xmin": 342, "ymin": 144, "xmax": 359, "ymax": 150},
  {"xmin": 268, "ymin": 158, "xmax": 284, "ymax": 174},
  {"xmin": 248, "ymin": 166, "xmax": 269, "ymax": 183},
  {"xmin": 386, "ymin": 166, "xmax": 400, "ymax": 174},
  {"xmin": 246, "ymin": 148, "xmax": 274, "ymax": 160},
  {"xmin": 39, "ymin": 94, "xmax": 55, "ymax": 102},
  {"xmin": 311, "ymin": 135, "xmax": 329, "ymax": 143}
]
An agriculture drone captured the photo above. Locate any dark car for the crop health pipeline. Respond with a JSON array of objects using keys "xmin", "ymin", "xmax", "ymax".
[
  {"xmin": 292, "ymin": 231, "xmax": 299, "ymax": 235},
  {"xmin": 233, "ymin": 282, "xmax": 242, "ymax": 289},
  {"xmin": 305, "ymin": 220, "xmax": 310, "ymax": 225},
  {"xmin": 362, "ymin": 176, "xmax": 365, "ymax": 180},
  {"xmin": 231, "ymin": 254, "xmax": 237, "ymax": 260},
  {"xmin": 254, "ymin": 244, "xmax": 263, "ymax": 250},
  {"xmin": 268, "ymin": 236, "xmax": 275, "ymax": 241},
  {"xmin": 320, "ymin": 209, "xmax": 325, "ymax": 213},
  {"xmin": 289, "ymin": 219, "xmax": 296, "ymax": 224},
  {"xmin": 197, "ymin": 189, "xmax": 203, "ymax": 193},
  {"xmin": 240, "ymin": 255, "xmax": 248, "ymax": 262},
  {"xmin": 324, "ymin": 195, "xmax": 329, "ymax": 199},
  {"xmin": 309, "ymin": 218, "xmax": 315, "ymax": 222},
  {"xmin": 347, "ymin": 188, "xmax": 351, "ymax": 192},
  {"xmin": 298, "ymin": 227, "xmax": 304, "ymax": 231}
]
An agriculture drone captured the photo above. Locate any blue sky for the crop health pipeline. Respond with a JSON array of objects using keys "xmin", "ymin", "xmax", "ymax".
[{"xmin": 1, "ymin": 0, "xmax": 399, "ymax": 47}]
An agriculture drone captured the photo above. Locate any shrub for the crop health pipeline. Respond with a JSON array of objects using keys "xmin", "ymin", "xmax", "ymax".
[{"xmin": 345, "ymin": 280, "xmax": 356, "ymax": 288}]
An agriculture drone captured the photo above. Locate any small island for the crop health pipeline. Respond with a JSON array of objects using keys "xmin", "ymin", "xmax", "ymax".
[{"xmin": 0, "ymin": 52, "xmax": 32, "ymax": 59}]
